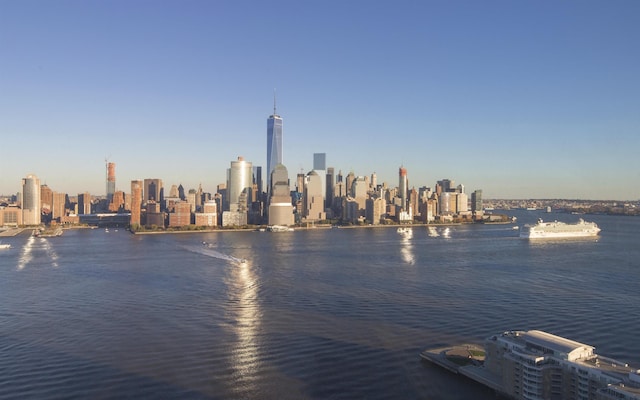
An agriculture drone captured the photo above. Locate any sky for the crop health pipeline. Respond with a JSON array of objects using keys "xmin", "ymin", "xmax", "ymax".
[{"xmin": 1, "ymin": 0, "xmax": 639, "ymax": 200}]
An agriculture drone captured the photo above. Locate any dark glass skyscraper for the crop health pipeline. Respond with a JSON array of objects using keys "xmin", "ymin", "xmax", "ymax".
[{"xmin": 266, "ymin": 99, "xmax": 283, "ymax": 194}]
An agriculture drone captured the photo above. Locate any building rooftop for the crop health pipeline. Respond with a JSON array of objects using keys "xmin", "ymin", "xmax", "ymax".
[{"xmin": 524, "ymin": 330, "xmax": 595, "ymax": 360}]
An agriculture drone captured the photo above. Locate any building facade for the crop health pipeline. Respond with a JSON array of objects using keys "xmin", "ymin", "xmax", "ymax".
[
  {"xmin": 399, "ymin": 166, "xmax": 408, "ymax": 211},
  {"xmin": 21, "ymin": 174, "xmax": 41, "ymax": 225},
  {"xmin": 266, "ymin": 104, "xmax": 283, "ymax": 193},
  {"xmin": 304, "ymin": 170, "xmax": 325, "ymax": 222},
  {"xmin": 106, "ymin": 162, "xmax": 116, "ymax": 203},
  {"xmin": 143, "ymin": 178, "xmax": 163, "ymax": 204},
  {"xmin": 469, "ymin": 330, "xmax": 640, "ymax": 400},
  {"xmin": 268, "ymin": 164, "xmax": 294, "ymax": 226}
]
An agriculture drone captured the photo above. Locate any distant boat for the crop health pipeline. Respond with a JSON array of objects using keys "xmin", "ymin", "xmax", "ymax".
[
  {"xmin": 267, "ymin": 225, "xmax": 294, "ymax": 232},
  {"xmin": 0, "ymin": 242, "xmax": 11, "ymax": 249},
  {"xmin": 397, "ymin": 227, "xmax": 412, "ymax": 234},
  {"xmin": 33, "ymin": 227, "xmax": 63, "ymax": 237},
  {"xmin": 520, "ymin": 218, "xmax": 600, "ymax": 239}
]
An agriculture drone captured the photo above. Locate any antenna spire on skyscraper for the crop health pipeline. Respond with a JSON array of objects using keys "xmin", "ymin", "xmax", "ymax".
[{"xmin": 273, "ymin": 88, "xmax": 277, "ymax": 115}]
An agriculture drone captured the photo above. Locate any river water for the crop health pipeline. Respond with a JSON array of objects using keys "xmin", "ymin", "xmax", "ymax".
[{"xmin": 1, "ymin": 211, "xmax": 638, "ymax": 399}]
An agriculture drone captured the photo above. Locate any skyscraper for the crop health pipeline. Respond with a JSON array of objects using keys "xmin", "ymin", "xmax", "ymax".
[
  {"xmin": 266, "ymin": 96, "xmax": 283, "ymax": 193},
  {"xmin": 78, "ymin": 192, "xmax": 91, "ymax": 215},
  {"xmin": 21, "ymin": 174, "xmax": 41, "ymax": 225},
  {"xmin": 313, "ymin": 153, "xmax": 326, "ymax": 171},
  {"xmin": 268, "ymin": 164, "xmax": 294, "ymax": 226},
  {"xmin": 106, "ymin": 162, "xmax": 116, "ymax": 203},
  {"xmin": 399, "ymin": 166, "xmax": 408, "ymax": 211},
  {"xmin": 326, "ymin": 167, "xmax": 335, "ymax": 209},
  {"xmin": 227, "ymin": 157, "xmax": 253, "ymax": 212},
  {"xmin": 304, "ymin": 170, "xmax": 325, "ymax": 222},
  {"xmin": 130, "ymin": 180, "xmax": 142, "ymax": 227},
  {"xmin": 143, "ymin": 179, "xmax": 163, "ymax": 203}
]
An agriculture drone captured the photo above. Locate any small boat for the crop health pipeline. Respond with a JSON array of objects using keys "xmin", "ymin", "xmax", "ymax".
[
  {"xmin": 397, "ymin": 227, "xmax": 412, "ymax": 234},
  {"xmin": 0, "ymin": 243, "xmax": 11, "ymax": 249}
]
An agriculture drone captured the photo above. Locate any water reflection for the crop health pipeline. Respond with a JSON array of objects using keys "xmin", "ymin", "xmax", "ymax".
[
  {"xmin": 399, "ymin": 230, "xmax": 415, "ymax": 265},
  {"xmin": 227, "ymin": 257, "xmax": 262, "ymax": 394}
]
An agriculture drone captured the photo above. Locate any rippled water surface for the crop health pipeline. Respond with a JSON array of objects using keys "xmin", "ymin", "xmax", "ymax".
[{"xmin": 1, "ymin": 211, "xmax": 639, "ymax": 399}]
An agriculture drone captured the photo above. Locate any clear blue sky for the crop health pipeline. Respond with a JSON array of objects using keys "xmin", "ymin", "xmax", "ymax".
[{"xmin": 1, "ymin": 0, "xmax": 638, "ymax": 200}]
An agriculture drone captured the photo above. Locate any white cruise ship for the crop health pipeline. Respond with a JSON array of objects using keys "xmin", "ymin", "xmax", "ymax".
[{"xmin": 520, "ymin": 218, "xmax": 600, "ymax": 239}]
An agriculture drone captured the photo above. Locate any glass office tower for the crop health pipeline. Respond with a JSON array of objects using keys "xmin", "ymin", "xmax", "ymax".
[{"xmin": 267, "ymin": 104, "xmax": 283, "ymax": 194}]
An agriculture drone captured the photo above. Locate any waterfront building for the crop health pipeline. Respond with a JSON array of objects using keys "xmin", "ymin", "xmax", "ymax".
[
  {"xmin": 52, "ymin": 191, "xmax": 66, "ymax": 221},
  {"xmin": 227, "ymin": 157, "xmax": 253, "ymax": 212},
  {"xmin": 343, "ymin": 197, "xmax": 360, "ymax": 224},
  {"xmin": 456, "ymin": 192, "xmax": 469, "ymax": 215},
  {"xmin": 438, "ymin": 192, "xmax": 455, "ymax": 216},
  {"xmin": 78, "ymin": 192, "xmax": 91, "ymax": 215},
  {"xmin": 223, "ymin": 157, "xmax": 252, "ymax": 227},
  {"xmin": 470, "ymin": 330, "xmax": 640, "ymax": 400},
  {"xmin": 419, "ymin": 198, "xmax": 437, "ymax": 223},
  {"xmin": 130, "ymin": 181, "xmax": 142, "ymax": 227},
  {"xmin": 266, "ymin": 100, "xmax": 283, "ymax": 194},
  {"xmin": 222, "ymin": 211, "xmax": 247, "ymax": 227},
  {"xmin": 365, "ymin": 197, "xmax": 386, "ymax": 225},
  {"xmin": 21, "ymin": 174, "xmax": 41, "ymax": 225},
  {"xmin": 0, "ymin": 204, "xmax": 22, "ymax": 227},
  {"xmin": 471, "ymin": 190, "xmax": 483, "ymax": 216},
  {"xmin": 106, "ymin": 162, "xmax": 116, "ymax": 203},
  {"xmin": 268, "ymin": 164, "xmax": 294, "ymax": 226},
  {"xmin": 145, "ymin": 201, "xmax": 165, "ymax": 228},
  {"xmin": 168, "ymin": 201, "xmax": 192, "ymax": 227},
  {"xmin": 304, "ymin": 170, "xmax": 325, "ymax": 222},
  {"xmin": 195, "ymin": 200, "xmax": 217, "ymax": 227}
]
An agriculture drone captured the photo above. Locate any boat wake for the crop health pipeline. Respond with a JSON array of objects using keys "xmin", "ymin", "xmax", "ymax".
[
  {"xmin": 183, "ymin": 243, "xmax": 247, "ymax": 265},
  {"xmin": 17, "ymin": 235, "xmax": 59, "ymax": 270}
]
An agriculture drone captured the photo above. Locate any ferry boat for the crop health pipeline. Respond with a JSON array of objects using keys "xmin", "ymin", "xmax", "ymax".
[
  {"xmin": 267, "ymin": 225, "xmax": 294, "ymax": 232},
  {"xmin": 519, "ymin": 218, "xmax": 600, "ymax": 239},
  {"xmin": 397, "ymin": 226, "xmax": 412, "ymax": 234}
]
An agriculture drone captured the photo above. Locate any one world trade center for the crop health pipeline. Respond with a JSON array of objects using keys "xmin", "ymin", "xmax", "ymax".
[{"xmin": 266, "ymin": 95, "xmax": 283, "ymax": 194}]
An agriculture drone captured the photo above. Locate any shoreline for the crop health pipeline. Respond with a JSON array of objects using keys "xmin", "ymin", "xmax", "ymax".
[{"xmin": 1, "ymin": 219, "xmax": 514, "ymax": 237}]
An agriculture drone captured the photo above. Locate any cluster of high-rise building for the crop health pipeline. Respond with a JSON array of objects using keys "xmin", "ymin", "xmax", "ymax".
[{"xmin": 1, "ymin": 101, "xmax": 483, "ymax": 229}]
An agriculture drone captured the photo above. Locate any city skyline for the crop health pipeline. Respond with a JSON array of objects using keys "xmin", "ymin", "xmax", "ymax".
[{"xmin": 1, "ymin": 1, "xmax": 639, "ymax": 200}]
